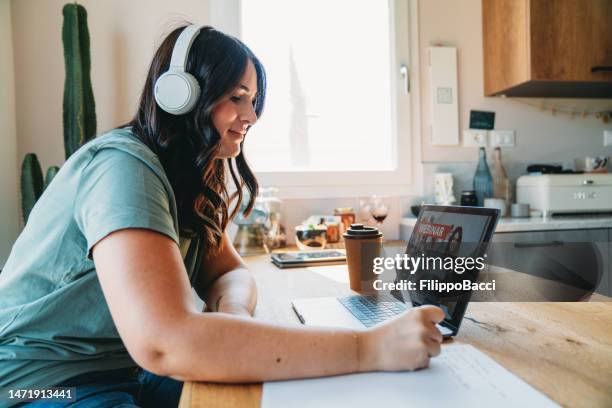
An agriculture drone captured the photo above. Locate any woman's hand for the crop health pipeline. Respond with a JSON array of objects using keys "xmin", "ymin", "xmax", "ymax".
[{"xmin": 358, "ymin": 305, "xmax": 445, "ymax": 372}]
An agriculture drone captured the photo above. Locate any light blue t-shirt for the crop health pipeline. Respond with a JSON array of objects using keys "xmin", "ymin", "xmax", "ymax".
[{"xmin": 0, "ymin": 128, "xmax": 204, "ymax": 397}]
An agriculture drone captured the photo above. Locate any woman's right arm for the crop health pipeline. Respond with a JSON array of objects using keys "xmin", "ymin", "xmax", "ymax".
[{"xmin": 92, "ymin": 228, "xmax": 444, "ymax": 383}]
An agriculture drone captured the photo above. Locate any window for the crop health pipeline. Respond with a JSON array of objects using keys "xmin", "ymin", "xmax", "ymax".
[{"xmin": 210, "ymin": 0, "xmax": 418, "ymax": 198}]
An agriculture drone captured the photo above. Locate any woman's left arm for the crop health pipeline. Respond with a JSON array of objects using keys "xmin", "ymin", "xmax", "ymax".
[{"xmin": 194, "ymin": 232, "xmax": 257, "ymax": 316}]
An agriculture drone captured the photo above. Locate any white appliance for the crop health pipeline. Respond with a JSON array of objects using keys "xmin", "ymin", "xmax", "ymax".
[
  {"xmin": 516, "ymin": 174, "xmax": 612, "ymax": 217},
  {"xmin": 428, "ymin": 46, "xmax": 459, "ymax": 145}
]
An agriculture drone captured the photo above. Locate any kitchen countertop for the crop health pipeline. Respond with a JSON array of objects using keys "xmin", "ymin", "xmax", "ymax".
[{"xmin": 400, "ymin": 213, "xmax": 612, "ymax": 233}]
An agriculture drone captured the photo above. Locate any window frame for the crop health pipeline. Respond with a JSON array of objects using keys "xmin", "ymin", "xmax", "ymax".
[{"xmin": 209, "ymin": 0, "xmax": 422, "ymax": 199}]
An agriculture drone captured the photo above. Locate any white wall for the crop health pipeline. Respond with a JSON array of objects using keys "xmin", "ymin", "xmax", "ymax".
[
  {"xmin": 0, "ymin": 0, "xmax": 19, "ymax": 268},
  {"xmin": 11, "ymin": 0, "xmax": 210, "ymax": 171},
  {"xmin": 418, "ymin": 0, "xmax": 612, "ymax": 164}
]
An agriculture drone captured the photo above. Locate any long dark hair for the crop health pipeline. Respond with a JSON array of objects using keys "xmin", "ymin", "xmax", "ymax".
[{"xmin": 124, "ymin": 25, "xmax": 266, "ymax": 254}]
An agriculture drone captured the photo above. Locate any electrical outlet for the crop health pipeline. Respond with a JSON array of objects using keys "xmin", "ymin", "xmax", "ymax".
[
  {"xmin": 604, "ymin": 130, "xmax": 612, "ymax": 147},
  {"xmin": 462, "ymin": 129, "xmax": 488, "ymax": 147},
  {"xmin": 489, "ymin": 130, "xmax": 515, "ymax": 147}
]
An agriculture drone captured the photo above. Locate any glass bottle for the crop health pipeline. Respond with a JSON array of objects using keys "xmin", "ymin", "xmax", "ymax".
[
  {"xmin": 260, "ymin": 187, "xmax": 287, "ymax": 251},
  {"xmin": 473, "ymin": 147, "xmax": 493, "ymax": 206},
  {"xmin": 491, "ymin": 147, "xmax": 512, "ymax": 209}
]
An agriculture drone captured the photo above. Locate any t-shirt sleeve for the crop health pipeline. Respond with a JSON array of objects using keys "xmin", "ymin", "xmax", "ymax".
[{"xmin": 74, "ymin": 147, "xmax": 179, "ymax": 258}]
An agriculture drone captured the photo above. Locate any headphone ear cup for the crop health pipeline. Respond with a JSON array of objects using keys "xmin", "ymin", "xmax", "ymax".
[
  {"xmin": 154, "ymin": 70, "xmax": 201, "ymax": 115},
  {"xmin": 183, "ymin": 72, "xmax": 201, "ymax": 112}
]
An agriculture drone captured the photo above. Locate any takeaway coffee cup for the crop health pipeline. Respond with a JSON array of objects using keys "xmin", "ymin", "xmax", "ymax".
[{"xmin": 343, "ymin": 224, "xmax": 383, "ymax": 292}]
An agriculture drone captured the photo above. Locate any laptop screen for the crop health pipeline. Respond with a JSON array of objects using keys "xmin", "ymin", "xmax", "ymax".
[
  {"xmin": 395, "ymin": 205, "xmax": 499, "ymax": 330},
  {"xmin": 408, "ymin": 206, "xmax": 497, "ymax": 257}
]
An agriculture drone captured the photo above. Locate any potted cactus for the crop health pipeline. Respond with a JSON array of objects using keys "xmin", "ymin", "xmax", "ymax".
[{"xmin": 21, "ymin": 2, "xmax": 96, "ymax": 223}]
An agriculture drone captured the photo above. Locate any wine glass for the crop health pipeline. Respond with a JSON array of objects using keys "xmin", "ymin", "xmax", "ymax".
[
  {"xmin": 358, "ymin": 197, "xmax": 372, "ymax": 224},
  {"xmin": 369, "ymin": 196, "xmax": 389, "ymax": 228}
]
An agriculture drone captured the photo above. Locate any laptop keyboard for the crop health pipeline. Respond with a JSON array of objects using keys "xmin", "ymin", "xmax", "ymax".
[
  {"xmin": 337, "ymin": 294, "xmax": 408, "ymax": 328},
  {"xmin": 337, "ymin": 294, "xmax": 454, "ymax": 336}
]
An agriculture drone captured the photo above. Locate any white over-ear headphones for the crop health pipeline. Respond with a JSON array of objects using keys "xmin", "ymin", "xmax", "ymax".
[{"xmin": 154, "ymin": 25, "xmax": 202, "ymax": 115}]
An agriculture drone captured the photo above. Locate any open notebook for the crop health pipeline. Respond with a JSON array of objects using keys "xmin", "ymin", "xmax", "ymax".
[{"xmin": 262, "ymin": 345, "xmax": 557, "ymax": 408}]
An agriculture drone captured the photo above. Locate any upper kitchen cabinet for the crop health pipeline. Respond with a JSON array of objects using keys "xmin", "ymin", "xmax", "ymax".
[{"xmin": 482, "ymin": 0, "xmax": 612, "ymax": 98}]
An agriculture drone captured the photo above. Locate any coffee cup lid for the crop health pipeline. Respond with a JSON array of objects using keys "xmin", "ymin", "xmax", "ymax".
[{"xmin": 343, "ymin": 223, "xmax": 383, "ymax": 239}]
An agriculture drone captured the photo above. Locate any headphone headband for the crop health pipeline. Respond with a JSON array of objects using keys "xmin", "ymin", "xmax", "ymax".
[{"xmin": 169, "ymin": 25, "xmax": 202, "ymax": 70}]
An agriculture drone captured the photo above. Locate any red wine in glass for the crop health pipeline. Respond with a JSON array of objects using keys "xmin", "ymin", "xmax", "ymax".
[
  {"xmin": 372, "ymin": 213, "xmax": 388, "ymax": 223},
  {"xmin": 369, "ymin": 196, "xmax": 389, "ymax": 228}
]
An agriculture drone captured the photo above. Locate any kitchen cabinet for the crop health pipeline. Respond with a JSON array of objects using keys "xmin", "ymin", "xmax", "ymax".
[
  {"xmin": 482, "ymin": 0, "xmax": 612, "ymax": 98},
  {"xmin": 491, "ymin": 229, "xmax": 610, "ymax": 297}
]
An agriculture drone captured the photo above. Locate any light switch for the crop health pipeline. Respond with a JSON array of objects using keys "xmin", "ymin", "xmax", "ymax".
[
  {"xmin": 604, "ymin": 130, "xmax": 612, "ymax": 147},
  {"xmin": 463, "ymin": 130, "xmax": 488, "ymax": 147},
  {"xmin": 436, "ymin": 87, "xmax": 453, "ymax": 104},
  {"xmin": 490, "ymin": 130, "xmax": 515, "ymax": 147}
]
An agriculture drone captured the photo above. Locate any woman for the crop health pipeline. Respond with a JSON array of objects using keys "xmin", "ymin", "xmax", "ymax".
[{"xmin": 0, "ymin": 25, "xmax": 443, "ymax": 407}]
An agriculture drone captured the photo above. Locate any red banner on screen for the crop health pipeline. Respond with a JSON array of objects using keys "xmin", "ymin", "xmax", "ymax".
[{"xmin": 418, "ymin": 222, "xmax": 452, "ymax": 240}]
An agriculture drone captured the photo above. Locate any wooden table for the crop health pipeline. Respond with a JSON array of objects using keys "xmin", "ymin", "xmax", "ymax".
[{"xmin": 180, "ymin": 254, "xmax": 612, "ymax": 408}]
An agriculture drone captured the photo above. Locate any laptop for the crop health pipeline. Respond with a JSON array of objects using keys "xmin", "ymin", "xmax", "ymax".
[{"xmin": 291, "ymin": 205, "xmax": 500, "ymax": 338}]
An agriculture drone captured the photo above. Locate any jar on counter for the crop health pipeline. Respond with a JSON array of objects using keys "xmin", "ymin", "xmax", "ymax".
[
  {"xmin": 333, "ymin": 207, "xmax": 356, "ymax": 233},
  {"xmin": 460, "ymin": 190, "xmax": 478, "ymax": 207},
  {"xmin": 325, "ymin": 222, "xmax": 341, "ymax": 243}
]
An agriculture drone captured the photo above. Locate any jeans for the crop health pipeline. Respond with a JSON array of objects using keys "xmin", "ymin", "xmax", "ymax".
[{"xmin": 18, "ymin": 367, "xmax": 183, "ymax": 408}]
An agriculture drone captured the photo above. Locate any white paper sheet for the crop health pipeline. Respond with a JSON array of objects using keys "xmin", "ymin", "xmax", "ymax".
[
  {"xmin": 262, "ymin": 345, "xmax": 558, "ymax": 407},
  {"xmin": 307, "ymin": 265, "xmax": 349, "ymax": 284}
]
